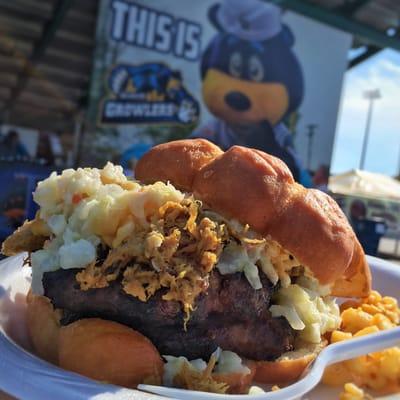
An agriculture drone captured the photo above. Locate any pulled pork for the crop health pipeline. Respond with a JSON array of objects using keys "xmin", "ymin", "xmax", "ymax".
[{"xmin": 76, "ymin": 198, "xmax": 228, "ymax": 320}]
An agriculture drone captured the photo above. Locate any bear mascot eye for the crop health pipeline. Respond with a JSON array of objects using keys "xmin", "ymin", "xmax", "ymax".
[
  {"xmin": 248, "ymin": 55, "xmax": 264, "ymax": 82},
  {"xmin": 229, "ymin": 51, "xmax": 243, "ymax": 78}
]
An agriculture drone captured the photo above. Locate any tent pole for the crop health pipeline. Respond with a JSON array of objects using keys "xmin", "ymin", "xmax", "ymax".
[{"xmin": 72, "ymin": 115, "xmax": 83, "ymax": 168}]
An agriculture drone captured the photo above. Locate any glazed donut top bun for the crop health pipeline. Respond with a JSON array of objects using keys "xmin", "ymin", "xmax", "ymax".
[
  {"xmin": 136, "ymin": 139, "xmax": 371, "ymax": 297},
  {"xmin": 135, "ymin": 139, "xmax": 223, "ymax": 192}
]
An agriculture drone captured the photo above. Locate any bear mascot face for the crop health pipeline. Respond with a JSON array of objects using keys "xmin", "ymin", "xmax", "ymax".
[
  {"xmin": 201, "ymin": 0, "xmax": 304, "ymax": 130},
  {"xmin": 193, "ymin": 0, "xmax": 309, "ymax": 182}
]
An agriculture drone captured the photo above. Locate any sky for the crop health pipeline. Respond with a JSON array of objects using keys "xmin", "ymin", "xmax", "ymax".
[{"xmin": 331, "ymin": 49, "xmax": 400, "ymax": 177}]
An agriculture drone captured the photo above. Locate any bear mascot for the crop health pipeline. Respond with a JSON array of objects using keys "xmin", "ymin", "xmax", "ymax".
[{"xmin": 191, "ymin": 0, "xmax": 309, "ymax": 183}]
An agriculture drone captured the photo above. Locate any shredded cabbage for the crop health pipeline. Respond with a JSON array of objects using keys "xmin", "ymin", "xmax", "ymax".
[
  {"xmin": 248, "ymin": 386, "xmax": 265, "ymax": 394},
  {"xmin": 216, "ymin": 242, "xmax": 262, "ymax": 289},
  {"xmin": 243, "ymin": 262, "xmax": 262, "ymax": 290},
  {"xmin": 216, "ymin": 242, "xmax": 248, "ymax": 275},
  {"xmin": 269, "ymin": 304, "xmax": 305, "ymax": 330},
  {"xmin": 270, "ymin": 277, "xmax": 341, "ymax": 343},
  {"xmin": 31, "ymin": 249, "xmax": 60, "ymax": 294},
  {"xmin": 47, "ymin": 214, "xmax": 66, "ymax": 236},
  {"xmin": 59, "ymin": 239, "xmax": 96, "ymax": 269},
  {"xmin": 213, "ymin": 349, "xmax": 250, "ymax": 375},
  {"xmin": 163, "ymin": 355, "xmax": 207, "ymax": 386},
  {"xmin": 163, "ymin": 348, "xmax": 250, "ymax": 387},
  {"xmin": 29, "ymin": 164, "xmax": 186, "ymax": 294}
]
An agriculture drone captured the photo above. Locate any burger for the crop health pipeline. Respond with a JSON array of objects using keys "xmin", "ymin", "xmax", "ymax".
[{"xmin": 2, "ymin": 139, "xmax": 371, "ymax": 394}]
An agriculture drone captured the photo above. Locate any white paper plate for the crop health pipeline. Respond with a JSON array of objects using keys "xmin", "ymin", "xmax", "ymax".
[{"xmin": 0, "ymin": 254, "xmax": 399, "ymax": 400}]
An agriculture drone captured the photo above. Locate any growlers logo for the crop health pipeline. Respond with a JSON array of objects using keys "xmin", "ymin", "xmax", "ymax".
[{"xmin": 100, "ymin": 63, "xmax": 200, "ymax": 125}]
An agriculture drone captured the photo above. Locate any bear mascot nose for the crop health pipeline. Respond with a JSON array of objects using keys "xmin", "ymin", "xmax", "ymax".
[{"xmin": 224, "ymin": 91, "xmax": 251, "ymax": 111}]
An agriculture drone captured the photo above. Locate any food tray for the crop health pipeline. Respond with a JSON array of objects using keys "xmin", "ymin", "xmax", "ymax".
[{"xmin": 0, "ymin": 254, "xmax": 399, "ymax": 400}]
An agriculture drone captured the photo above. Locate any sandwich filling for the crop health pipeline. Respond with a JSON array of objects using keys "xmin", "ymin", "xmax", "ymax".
[{"xmin": 3, "ymin": 163, "xmax": 340, "ymax": 353}]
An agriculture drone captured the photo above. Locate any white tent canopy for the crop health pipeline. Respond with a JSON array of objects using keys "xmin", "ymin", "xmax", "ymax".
[{"xmin": 328, "ymin": 169, "xmax": 400, "ymax": 201}]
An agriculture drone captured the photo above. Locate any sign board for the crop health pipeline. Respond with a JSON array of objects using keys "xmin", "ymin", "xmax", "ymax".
[{"xmin": 84, "ymin": 0, "xmax": 351, "ymax": 181}]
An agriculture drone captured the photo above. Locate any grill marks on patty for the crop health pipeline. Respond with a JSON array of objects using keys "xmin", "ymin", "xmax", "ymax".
[{"xmin": 43, "ymin": 269, "xmax": 295, "ymax": 361}]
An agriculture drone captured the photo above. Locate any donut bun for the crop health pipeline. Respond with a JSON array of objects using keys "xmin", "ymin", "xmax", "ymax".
[
  {"xmin": 135, "ymin": 139, "xmax": 223, "ymax": 192},
  {"xmin": 136, "ymin": 139, "xmax": 370, "ymax": 297},
  {"xmin": 254, "ymin": 342, "xmax": 326, "ymax": 384},
  {"xmin": 27, "ymin": 293, "xmax": 164, "ymax": 388}
]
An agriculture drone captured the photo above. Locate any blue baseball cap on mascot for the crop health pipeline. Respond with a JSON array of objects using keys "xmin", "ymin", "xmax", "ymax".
[{"xmin": 192, "ymin": 0, "xmax": 310, "ymax": 184}]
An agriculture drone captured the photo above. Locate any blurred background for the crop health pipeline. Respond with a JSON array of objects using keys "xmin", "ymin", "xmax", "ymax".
[{"xmin": 0, "ymin": 0, "xmax": 400, "ymax": 260}]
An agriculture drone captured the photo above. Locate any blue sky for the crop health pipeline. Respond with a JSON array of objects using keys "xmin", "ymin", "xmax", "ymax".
[{"xmin": 331, "ymin": 49, "xmax": 400, "ymax": 176}]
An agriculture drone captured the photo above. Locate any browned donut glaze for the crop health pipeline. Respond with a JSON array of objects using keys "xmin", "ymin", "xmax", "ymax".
[{"xmin": 135, "ymin": 139, "xmax": 223, "ymax": 192}]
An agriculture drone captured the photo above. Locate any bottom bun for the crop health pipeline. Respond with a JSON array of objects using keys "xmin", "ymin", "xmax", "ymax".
[
  {"xmin": 27, "ymin": 294, "xmax": 326, "ymax": 390},
  {"xmin": 254, "ymin": 342, "xmax": 326, "ymax": 384},
  {"xmin": 59, "ymin": 318, "xmax": 164, "ymax": 388},
  {"xmin": 27, "ymin": 294, "xmax": 163, "ymax": 388},
  {"xmin": 26, "ymin": 291, "xmax": 61, "ymax": 364}
]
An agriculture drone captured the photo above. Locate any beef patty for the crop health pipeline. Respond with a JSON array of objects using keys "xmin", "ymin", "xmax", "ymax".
[{"xmin": 43, "ymin": 269, "xmax": 295, "ymax": 361}]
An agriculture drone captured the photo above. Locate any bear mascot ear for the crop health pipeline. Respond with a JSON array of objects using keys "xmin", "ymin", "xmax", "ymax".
[
  {"xmin": 281, "ymin": 24, "xmax": 295, "ymax": 47},
  {"xmin": 200, "ymin": 35, "xmax": 223, "ymax": 79},
  {"xmin": 208, "ymin": 4, "xmax": 224, "ymax": 31},
  {"xmin": 200, "ymin": 44, "xmax": 212, "ymax": 79},
  {"xmin": 201, "ymin": 3, "xmax": 224, "ymax": 79}
]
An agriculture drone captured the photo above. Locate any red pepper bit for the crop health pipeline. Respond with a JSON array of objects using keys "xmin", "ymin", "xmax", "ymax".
[{"xmin": 72, "ymin": 193, "xmax": 87, "ymax": 204}]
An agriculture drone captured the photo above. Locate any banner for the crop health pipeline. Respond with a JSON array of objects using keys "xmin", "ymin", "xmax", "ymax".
[{"xmin": 84, "ymin": 0, "xmax": 351, "ymax": 183}]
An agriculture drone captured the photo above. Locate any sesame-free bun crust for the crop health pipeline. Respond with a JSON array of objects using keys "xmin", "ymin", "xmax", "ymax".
[
  {"xmin": 254, "ymin": 342, "xmax": 326, "ymax": 384},
  {"xmin": 26, "ymin": 291, "xmax": 60, "ymax": 364},
  {"xmin": 59, "ymin": 318, "xmax": 163, "ymax": 388},
  {"xmin": 28, "ymin": 294, "xmax": 322, "ymax": 390},
  {"xmin": 331, "ymin": 240, "xmax": 371, "ymax": 297},
  {"xmin": 136, "ymin": 139, "xmax": 370, "ymax": 297},
  {"xmin": 135, "ymin": 139, "xmax": 223, "ymax": 192},
  {"xmin": 27, "ymin": 294, "xmax": 163, "ymax": 388},
  {"xmin": 194, "ymin": 145, "xmax": 295, "ymax": 233}
]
